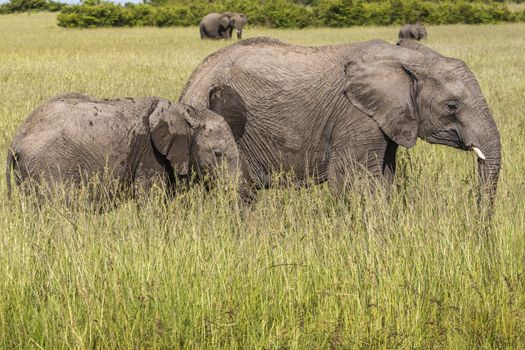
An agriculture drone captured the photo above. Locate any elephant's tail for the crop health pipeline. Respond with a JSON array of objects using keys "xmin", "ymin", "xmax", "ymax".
[
  {"xmin": 6, "ymin": 149, "xmax": 15, "ymax": 200},
  {"xmin": 199, "ymin": 23, "xmax": 207, "ymax": 39}
]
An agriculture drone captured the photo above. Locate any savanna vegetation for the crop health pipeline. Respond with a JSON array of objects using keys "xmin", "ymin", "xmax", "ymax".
[
  {"xmin": 55, "ymin": 0, "xmax": 525, "ymax": 28},
  {"xmin": 0, "ymin": 0, "xmax": 63, "ymax": 14},
  {"xmin": 3, "ymin": 0, "xmax": 525, "ymax": 28},
  {"xmin": 1, "ymin": 12, "xmax": 524, "ymax": 349}
]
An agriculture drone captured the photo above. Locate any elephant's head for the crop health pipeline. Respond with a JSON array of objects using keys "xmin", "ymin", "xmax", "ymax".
[
  {"xmin": 414, "ymin": 22, "xmax": 427, "ymax": 40},
  {"xmin": 344, "ymin": 39, "xmax": 501, "ymax": 212},
  {"xmin": 148, "ymin": 100, "xmax": 243, "ymax": 181},
  {"xmin": 223, "ymin": 12, "xmax": 248, "ymax": 39}
]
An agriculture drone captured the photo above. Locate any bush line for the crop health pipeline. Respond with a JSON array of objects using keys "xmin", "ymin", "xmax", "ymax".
[
  {"xmin": 53, "ymin": 0, "xmax": 525, "ymax": 29},
  {"xmin": 1, "ymin": 0, "xmax": 524, "ymax": 28},
  {"xmin": 0, "ymin": 0, "xmax": 64, "ymax": 14}
]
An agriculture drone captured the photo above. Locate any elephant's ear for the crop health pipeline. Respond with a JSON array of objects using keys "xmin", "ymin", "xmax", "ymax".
[
  {"xmin": 343, "ymin": 43, "xmax": 427, "ymax": 148},
  {"xmin": 219, "ymin": 15, "xmax": 230, "ymax": 29},
  {"xmin": 209, "ymin": 85, "xmax": 247, "ymax": 140},
  {"xmin": 410, "ymin": 26, "xmax": 419, "ymax": 39},
  {"xmin": 148, "ymin": 100, "xmax": 194, "ymax": 176}
]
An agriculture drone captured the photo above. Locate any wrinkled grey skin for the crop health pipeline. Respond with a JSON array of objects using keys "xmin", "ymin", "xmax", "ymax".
[
  {"xmin": 200, "ymin": 12, "xmax": 248, "ymax": 40},
  {"xmin": 6, "ymin": 93, "xmax": 240, "ymax": 199},
  {"xmin": 399, "ymin": 21, "xmax": 428, "ymax": 41},
  {"xmin": 180, "ymin": 37, "xmax": 501, "ymax": 211}
]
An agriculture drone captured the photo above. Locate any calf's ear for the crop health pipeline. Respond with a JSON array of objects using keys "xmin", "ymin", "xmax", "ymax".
[{"xmin": 148, "ymin": 100, "xmax": 192, "ymax": 176}]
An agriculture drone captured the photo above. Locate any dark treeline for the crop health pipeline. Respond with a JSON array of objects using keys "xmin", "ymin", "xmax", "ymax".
[{"xmin": 2, "ymin": 0, "xmax": 525, "ymax": 28}]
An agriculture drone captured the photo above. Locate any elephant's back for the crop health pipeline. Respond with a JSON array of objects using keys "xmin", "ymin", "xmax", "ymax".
[
  {"xmin": 14, "ymin": 94, "xmax": 151, "ymax": 148},
  {"xmin": 202, "ymin": 39, "xmax": 354, "ymax": 118},
  {"xmin": 200, "ymin": 12, "xmax": 222, "ymax": 30},
  {"xmin": 180, "ymin": 37, "xmax": 353, "ymax": 108},
  {"xmin": 202, "ymin": 12, "xmax": 221, "ymax": 21},
  {"xmin": 10, "ymin": 94, "xmax": 156, "ymax": 181},
  {"xmin": 398, "ymin": 24, "xmax": 412, "ymax": 37}
]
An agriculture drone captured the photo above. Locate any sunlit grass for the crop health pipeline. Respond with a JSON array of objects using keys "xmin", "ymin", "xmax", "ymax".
[{"xmin": 1, "ymin": 13, "xmax": 524, "ymax": 349}]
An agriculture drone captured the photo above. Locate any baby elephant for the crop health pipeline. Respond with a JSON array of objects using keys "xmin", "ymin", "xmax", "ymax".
[
  {"xmin": 6, "ymin": 93, "xmax": 240, "ymax": 200},
  {"xmin": 398, "ymin": 21, "xmax": 427, "ymax": 41}
]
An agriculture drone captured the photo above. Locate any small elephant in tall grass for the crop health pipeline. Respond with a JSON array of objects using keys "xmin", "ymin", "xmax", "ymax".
[
  {"xmin": 399, "ymin": 21, "xmax": 427, "ymax": 41},
  {"xmin": 6, "ymin": 93, "xmax": 241, "ymax": 201}
]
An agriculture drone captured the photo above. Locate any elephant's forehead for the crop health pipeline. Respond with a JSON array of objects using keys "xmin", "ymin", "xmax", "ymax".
[
  {"xmin": 427, "ymin": 60, "xmax": 482, "ymax": 98},
  {"xmin": 430, "ymin": 58, "xmax": 469, "ymax": 78}
]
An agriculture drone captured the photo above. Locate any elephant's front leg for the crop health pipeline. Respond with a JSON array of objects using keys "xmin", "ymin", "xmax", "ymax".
[
  {"xmin": 222, "ymin": 27, "xmax": 232, "ymax": 40},
  {"xmin": 327, "ymin": 150, "xmax": 378, "ymax": 197},
  {"xmin": 381, "ymin": 140, "xmax": 399, "ymax": 192},
  {"xmin": 327, "ymin": 134, "xmax": 390, "ymax": 198}
]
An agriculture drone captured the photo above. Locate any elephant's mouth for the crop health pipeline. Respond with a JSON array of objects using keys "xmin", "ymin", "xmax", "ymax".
[
  {"xmin": 423, "ymin": 129, "xmax": 469, "ymax": 150},
  {"xmin": 423, "ymin": 130, "xmax": 490, "ymax": 161}
]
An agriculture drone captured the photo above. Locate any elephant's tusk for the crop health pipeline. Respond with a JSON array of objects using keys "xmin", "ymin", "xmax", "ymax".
[{"xmin": 472, "ymin": 147, "xmax": 486, "ymax": 160}]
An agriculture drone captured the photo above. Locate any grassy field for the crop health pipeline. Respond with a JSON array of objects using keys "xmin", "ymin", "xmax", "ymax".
[{"xmin": 1, "ymin": 13, "xmax": 525, "ymax": 349}]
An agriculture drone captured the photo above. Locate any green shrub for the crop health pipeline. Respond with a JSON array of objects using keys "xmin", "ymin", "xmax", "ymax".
[
  {"xmin": 0, "ymin": 0, "xmax": 65, "ymax": 14},
  {"xmin": 514, "ymin": 9, "xmax": 525, "ymax": 22},
  {"xmin": 153, "ymin": 5, "xmax": 191, "ymax": 27},
  {"xmin": 58, "ymin": 3, "xmax": 135, "ymax": 28},
  {"xmin": 362, "ymin": 2, "xmax": 392, "ymax": 26},
  {"xmin": 316, "ymin": 0, "xmax": 354, "ymax": 27},
  {"xmin": 260, "ymin": 0, "xmax": 315, "ymax": 28},
  {"xmin": 126, "ymin": 4, "xmax": 156, "ymax": 26}
]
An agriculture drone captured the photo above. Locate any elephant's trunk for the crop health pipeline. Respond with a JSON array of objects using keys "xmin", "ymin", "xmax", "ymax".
[{"xmin": 475, "ymin": 124, "xmax": 501, "ymax": 217}]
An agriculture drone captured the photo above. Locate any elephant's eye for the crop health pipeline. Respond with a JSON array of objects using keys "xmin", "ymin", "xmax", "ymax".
[
  {"xmin": 446, "ymin": 100, "xmax": 459, "ymax": 112},
  {"xmin": 213, "ymin": 148, "xmax": 223, "ymax": 159}
]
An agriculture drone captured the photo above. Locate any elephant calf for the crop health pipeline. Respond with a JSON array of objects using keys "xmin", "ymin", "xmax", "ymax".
[
  {"xmin": 399, "ymin": 21, "xmax": 427, "ymax": 41},
  {"xmin": 6, "ymin": 93, "xmax": 241, "ymax": 200},
  {"xmin": 200, "ymin": 12, "xmax": 248, "ymax": 40}
]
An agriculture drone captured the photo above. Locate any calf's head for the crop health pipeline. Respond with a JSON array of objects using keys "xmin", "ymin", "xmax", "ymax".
[{"xmin": 148, "ymin": 100, "xmax": 243, "ymax": 181}]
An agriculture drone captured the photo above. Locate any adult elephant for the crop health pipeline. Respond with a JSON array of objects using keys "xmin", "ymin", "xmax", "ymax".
[
  {"xmin": 200, "ymin": 12, "xmax": 248, "ymax": 40},
  {"xmin": 6, "ymin": 93, "xmax": 241, "ymax": 200},
  {"xmin": 399, "ymin": 21, "xmax": 427, "ymax": 41},
  {"xmin": 179, "ymin": 37, "xmax": 501, "ymax": 211}
]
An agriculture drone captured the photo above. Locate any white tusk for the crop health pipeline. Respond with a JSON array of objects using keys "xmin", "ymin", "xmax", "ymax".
[{"xmin": 472, "ymin": 147, "xmax": 486, "ymax": 160}]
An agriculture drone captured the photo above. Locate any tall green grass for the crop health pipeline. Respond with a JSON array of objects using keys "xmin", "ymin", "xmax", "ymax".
[{"xmin": 1, "ymin": 13, "xmax": 524, "ymax": 348}]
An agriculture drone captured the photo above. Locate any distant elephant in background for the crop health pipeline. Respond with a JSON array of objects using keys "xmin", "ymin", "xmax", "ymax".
[
  {"xmin": 222, "ymin": 12, "xmax": 248, "ymax": 39},
  {"xmin": 399, "ymin": 21, "xmax": 427, "ymax": 41},
  {"xmin": 180, "ymin": 37, "xmax": 501, "ymax": 212},
  {"xmin": 200, "ymin": 12, "xmax": 248, "ymax": 40},
  {"xmin": 6, "ymin": 93, "xmax": 241, "ymax": 200}
]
